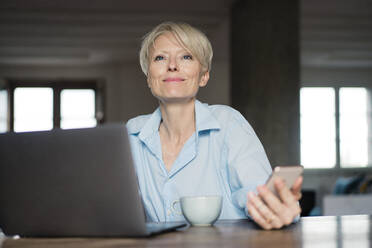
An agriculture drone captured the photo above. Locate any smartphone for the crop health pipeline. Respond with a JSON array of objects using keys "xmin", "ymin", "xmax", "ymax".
[{"xmin": 265, "ymin": 166, "xmax": 304, "ymax": 196}]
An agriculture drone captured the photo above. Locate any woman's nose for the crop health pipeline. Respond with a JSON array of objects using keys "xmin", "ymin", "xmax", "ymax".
[
  {"xmin": 167, "ymin": 58, "xmax": 178, "ymax": 72},
  {"xmin": 168, "ymin": 65, "xmax": 178, "ymax": 72}
]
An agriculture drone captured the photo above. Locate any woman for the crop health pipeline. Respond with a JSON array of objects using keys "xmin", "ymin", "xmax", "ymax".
[{"xmin": 126, "ymin": 22, "xmax": 302, "ymax": 230}]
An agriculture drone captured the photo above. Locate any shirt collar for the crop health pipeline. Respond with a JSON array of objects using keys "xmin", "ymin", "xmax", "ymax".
[
  {"xmin": 137, "ymin": 107, "xmax": 162, "ymax": 142},
  {"xmin": 194, "ymin": 100, "xmax": 221, "ymax": 132},
  {"xmin": 137, "ymin": 99, "xmax": 221, "ymax": 142}
]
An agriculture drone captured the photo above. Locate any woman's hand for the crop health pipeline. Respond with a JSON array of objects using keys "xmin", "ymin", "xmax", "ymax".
[{"xmin": 246, "ymin": 176, "xmax": 303, "ymax": 230}]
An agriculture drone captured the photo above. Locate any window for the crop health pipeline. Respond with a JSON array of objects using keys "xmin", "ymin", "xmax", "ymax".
[
  {"xmin": 0, "ymin": 89, "xmax": 7, "ymax": 133},
  {"xmin": 339, "ymin": 88, "xmax": 369, "ymax": 167},
  {"xmin": 60, "ymin": 89, "xmax": 96, "ymax": 129},
  {"xmin": 300, "ymin": 87, "xmax": 370, "ymax": 169},
  {"xmin": 14, "ymin": 87, "xmax": 54, "ymax": 132},
  {"xmin": 0, "ymin": 80, "xmax": 105, "ymax": 133},
  {"xmin": 300, "ymin": 88, "xmax": 336, "ymax": 168}
]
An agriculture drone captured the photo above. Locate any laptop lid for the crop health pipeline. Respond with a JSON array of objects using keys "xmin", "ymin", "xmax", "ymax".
[{"xmin": 0, "ymin": 124, "xmax": 181, "ymax": 237}]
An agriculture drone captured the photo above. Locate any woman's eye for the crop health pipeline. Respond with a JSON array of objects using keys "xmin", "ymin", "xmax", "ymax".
[
  {"xmin": 183, "ymin": 55, "xmax": 193, "ymax": 60},
  {"xmin": 154, "ymin": 55, "xmax": 164, "ymax": 61}
]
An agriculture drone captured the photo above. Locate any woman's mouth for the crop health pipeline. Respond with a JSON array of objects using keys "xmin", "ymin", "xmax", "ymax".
[{"xmin": 163, "ymin": 77, "xmax": 184, "ymax": 82}]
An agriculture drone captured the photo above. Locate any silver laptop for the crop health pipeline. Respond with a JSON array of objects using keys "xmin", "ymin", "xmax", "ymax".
[{"xmin": 0, "ymin": 124, "xmax": 186, "ymax": 237}]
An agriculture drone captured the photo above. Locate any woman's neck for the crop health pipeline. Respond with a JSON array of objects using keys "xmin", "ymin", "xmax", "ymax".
[{"xmin": 158, "ymin": 99, "xmax": 196, "ymax": 143}]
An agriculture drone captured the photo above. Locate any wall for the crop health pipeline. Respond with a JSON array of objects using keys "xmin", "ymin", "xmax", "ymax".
[
  {"xmin": 231, "ymin": 0, "xmax": 300, "ymax": 166},
  {"xmin": 302, "ymin": 67, "xmax": 372, "ymax": 87}
]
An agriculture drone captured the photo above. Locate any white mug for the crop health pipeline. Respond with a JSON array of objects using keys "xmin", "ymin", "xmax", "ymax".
[{"xmin": 173, "ymin": 195, "xmax": 222, "ymax": 226}]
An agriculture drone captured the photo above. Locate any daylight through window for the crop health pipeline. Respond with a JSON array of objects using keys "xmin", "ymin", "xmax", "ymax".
[{"xmin": 300, "ymin": 87, "xmax": 370, "ymax": 169}]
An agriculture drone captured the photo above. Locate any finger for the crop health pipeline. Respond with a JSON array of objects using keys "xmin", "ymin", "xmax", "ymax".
[
  {"xmin": 293, "ymin": 191, "xmax": 302, "ymax": 201},
  {"xmin": 274, "ymin": 178, "xmax": 297, "ymax": 206},
  {"xmin": 259, "ymin": 183, "xmax": 299, "ymax": 226},
  {"xmin": 291, "ymin": 176, "xmax": 303, "ymax": 195},
  {"xmin": 249, "ymin": 191, "xmax": 285, "ymax": 229},
  {"xmin": 291, "ymin": 176, "xmax": 303, "ymax": 201},
  {"xmin": 256, "ymin": 185, "xmax": 285, "ymax": 216},
  {"xmin": 256, "ymin": 184, "xmax": 295, "ymax": 225},
  {"xmin": 250, "ymin": 194, "xmax": 275, "ymax": 224},
  {"xmin": 247, "ymin": 193, "xmax": 273, "ymax": 230},
  {"xmin": 248, "ymin": 192, "xmax": 285, "ymax": 229},
  {"xmin": 247, "ymin": 204, "xmax": 272, "ymax": 230}
]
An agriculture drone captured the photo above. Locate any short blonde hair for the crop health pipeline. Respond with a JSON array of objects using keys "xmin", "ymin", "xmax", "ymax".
[{"xmin": 139, "ymin": 22, "xmax": 213, "ymax": 76}]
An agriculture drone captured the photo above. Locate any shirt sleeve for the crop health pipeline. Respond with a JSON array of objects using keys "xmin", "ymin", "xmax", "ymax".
[{"xmin": 224, "ymin": 108, "xmax": 272, "ymax": 217}]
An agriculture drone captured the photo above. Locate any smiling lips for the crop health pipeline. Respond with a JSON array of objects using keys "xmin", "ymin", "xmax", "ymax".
[{"xmin": 163, "ymin": 77, "xmax": 185, "ymax": 82}]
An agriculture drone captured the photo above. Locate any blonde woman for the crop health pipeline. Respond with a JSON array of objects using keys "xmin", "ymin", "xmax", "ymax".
[{"xmin": 126, "ymin": 22, "xmax": 302, "ymax": 230}]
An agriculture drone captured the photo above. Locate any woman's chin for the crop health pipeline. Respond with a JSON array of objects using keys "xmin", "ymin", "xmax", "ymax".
[{"xmin": 157, "ymin": 95, "xmax": 197, "ymax": 104}]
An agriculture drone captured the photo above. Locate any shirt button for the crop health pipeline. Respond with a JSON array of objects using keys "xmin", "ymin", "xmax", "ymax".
[{"xmin": 167, "ymin": 209, "xmax": 171, "ymax": 216}]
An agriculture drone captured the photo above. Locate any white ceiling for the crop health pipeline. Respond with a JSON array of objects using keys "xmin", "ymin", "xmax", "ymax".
[{"xmin": 0, "ymin": 0, "xmax": 371, "ymax": 68}]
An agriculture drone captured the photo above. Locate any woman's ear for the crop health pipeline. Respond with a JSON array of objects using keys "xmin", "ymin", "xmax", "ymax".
[{"xmin": 199, "ymin": 71, "xmax": 210, "ymax": 87}]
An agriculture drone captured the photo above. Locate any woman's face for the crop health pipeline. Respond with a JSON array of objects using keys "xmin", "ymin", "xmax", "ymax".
[{"xmin": 147, "ymin": 32, "xmax": 209, "ymax": 103}]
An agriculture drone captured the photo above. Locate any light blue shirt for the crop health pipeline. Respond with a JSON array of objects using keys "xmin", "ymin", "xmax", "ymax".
[{"xmin": 126, "ymin": 100, "xmax": 272, "ymax": 222}]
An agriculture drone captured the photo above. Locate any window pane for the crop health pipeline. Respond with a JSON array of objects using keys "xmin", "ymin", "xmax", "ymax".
[
  {"xmin": 0, "ymin": 90, "xmax": 7, "ymax": 133},
  {"xmin": 300, "ymin": 87, "xmax": 336, "ymax": 168},
  {"xmin": 340, "ymin": 88, "xmax": 368, "ymax": 167},
  {"xmin": 14, "ymin": 87, "xmax": 53, "ymax": 132},
  {"xmin": 60, "ymin": 89, "xmax": 96, "ymax": 129}
]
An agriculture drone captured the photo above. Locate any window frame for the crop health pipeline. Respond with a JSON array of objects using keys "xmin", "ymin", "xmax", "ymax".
[
  {"xmin": 1, "ymin": 79, "xmax": 105, "ymax": 132},
  {"xmin": 300, "ymin": 85, "xmax": 372, "ymax": 172}
]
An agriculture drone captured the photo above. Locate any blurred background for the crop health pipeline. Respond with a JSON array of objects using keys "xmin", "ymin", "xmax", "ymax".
[{"xmin": 0, "ymin": 0, "xmax": 371, "ymax": 216}]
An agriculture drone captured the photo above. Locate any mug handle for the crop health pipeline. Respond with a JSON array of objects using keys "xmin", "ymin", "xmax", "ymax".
[{"xmin": 172, "ymin": 200, "xmax": 182, "ymax": 215}]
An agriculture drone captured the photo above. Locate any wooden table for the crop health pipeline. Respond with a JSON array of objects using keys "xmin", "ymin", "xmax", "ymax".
[{"xmin": 1, "ymin": 215, "xmax": 371, "ymax": 248}]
